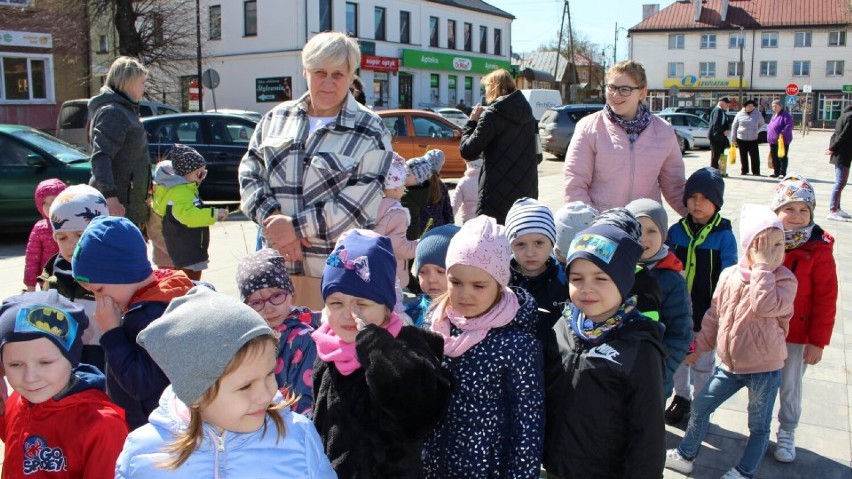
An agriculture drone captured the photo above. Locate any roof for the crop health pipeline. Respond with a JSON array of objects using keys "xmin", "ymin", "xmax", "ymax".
[
  {"xmin": 630, "ymin": 0, "xmax": 852, "ymax": 32},
  {"xmin": 427, "ymin": 0, "xmax": 515, "ymax": 20},
  {"xmin": 514, "ymin": 51, "xmax": 570, "ymax": 82}
]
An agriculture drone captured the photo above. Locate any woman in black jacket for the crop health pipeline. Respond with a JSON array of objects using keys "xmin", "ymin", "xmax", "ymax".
[{"xmin": 460, "ymin": 69, "xmax": 538, "ymax": 224}]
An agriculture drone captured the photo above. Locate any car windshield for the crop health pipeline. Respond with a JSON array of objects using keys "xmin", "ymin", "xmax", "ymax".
[{"xmin": 9, "ymin": 128, "xmax": 89, "ymax": 163}]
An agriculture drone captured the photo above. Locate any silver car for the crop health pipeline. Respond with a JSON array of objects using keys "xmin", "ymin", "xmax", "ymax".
[
  {"xmin": 434, "ymin": 108, "xmax": 470, "ymax": 128},
  {"xmin": 656, "ymin": 112, "xmax": 711, "ymax": 149}
]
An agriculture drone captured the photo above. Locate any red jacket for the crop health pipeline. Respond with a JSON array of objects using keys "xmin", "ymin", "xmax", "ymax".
[
  {"xmin": 0, "ymin": 368, "xmax": 128, "ymax": 479},
  {"xmin": 783, "ymin": 227, "xmax": 838, "ymax": 348}
]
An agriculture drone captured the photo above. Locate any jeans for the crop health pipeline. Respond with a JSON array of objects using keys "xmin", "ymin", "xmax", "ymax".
[
  {"xmin": 770, "ymin": 143, "xmax": 790, "ymax": 177},
  {"xmin": 736, "ymin": 138, "xmax": 761, "ymax": 175},
  {"xmin": 778, "ymin": 343, "xmax": 807, "ymax": 432},
  {"xmin": 830, "ymin": 165, "xmax": 850, "ymax": 212},
  {"xmin": 677, "ymin": 367, "xmax": 781, "ymax": 478}
]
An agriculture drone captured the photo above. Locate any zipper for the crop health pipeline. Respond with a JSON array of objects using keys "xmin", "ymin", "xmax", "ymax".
[
  {"xmin": 208, "ymin": 429, "xmax": 226, "ymax": 479},
  {"xmin": 628, "ymin": 141, "xmax": 636, "ymax": 200}
]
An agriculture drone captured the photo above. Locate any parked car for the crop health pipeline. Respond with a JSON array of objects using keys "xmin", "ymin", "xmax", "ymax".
[
  {"xmin": 538, "ymin": 104, "xmax": 604, "ymax": 159},
  {"xmin": 377, "ymin": 109, "xmax": 466, "ymax": 178},
  {"xmin": 673, "ymin": 128, "xmax": 694, "ymax": 155},
  {"xmin": 0, "ymin": 125, "xmax": 92, "ymax": 229},
  {"xmin": 142, "ymin": 113, "xmax": 257, "ymax": 202},
  {"xmin": 56, "ymin": 98, "xmax": 180, "ymax": 152},
  {"xmin": 206, "ymin": 109, "xmax": 263, "ymax": 122},
  {"xmin": 434, "ymin": 108, "xmax": 469, "ymax": 128},
  {"xmin": 520, "ymin": 89, "xmax": 563, "ymax": 122},
  {"xmin": 656, "ymin": 112, "xmax": 711, "ymax": 149},
  {"xmin": 660, "ymin": 106, "xmax": 714, "ymax": 122}
]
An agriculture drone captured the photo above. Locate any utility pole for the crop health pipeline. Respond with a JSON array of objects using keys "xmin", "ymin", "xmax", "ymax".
[
  {"xmin": 195, "ymin": 0, "xmax": 203, "ymax": 111},
  {"xmin": 566, "ymin": 1, "xmax": 577, "ymax": 102},
  {"xmin": 613, "ymin": 22, "xmax": 618, "ymax": 66},
  {"xmin": 554, "ymin": 1, "xmax": 567, "ymax": 81},
  {"xmin": 738, "ymin": 26, "xmax": 744, "ymax": 107}
]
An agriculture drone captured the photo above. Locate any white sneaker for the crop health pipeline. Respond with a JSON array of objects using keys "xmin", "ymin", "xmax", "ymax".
[
  {"xmin": 837, "ymin": 209, "xmax": 852, "ymax": 219},
  {"xmin": 827, "ymin": 211, "xmax": 847, "ymax": 221},
  {"xmin": 720, "ymin": 467, "xmax": 748, "ymax": 479},
  {"xmin": 774, "ymin": 429, "xmax": 796, "ymax": 463},
  {"xmin": 665, "ymin": 448, "xmax": 694, "ymax": 474}
]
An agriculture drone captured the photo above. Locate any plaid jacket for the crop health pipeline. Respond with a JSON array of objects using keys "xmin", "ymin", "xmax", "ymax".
[{"xmin": 239, "ymin": 93, "xmax": 393, "ymax": 275}]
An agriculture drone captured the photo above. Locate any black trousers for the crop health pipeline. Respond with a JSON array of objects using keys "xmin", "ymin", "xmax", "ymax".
[
  {"xmin": 736, "ymin": 138, "xmax": 761, "ymax": 175},
  {"xmin": 771, "ymin": 143, "xmax": 790, "ymax": 177},
  {"xmin": 710, "ymin": 140, "xmax": 729, "ymax": 170}
]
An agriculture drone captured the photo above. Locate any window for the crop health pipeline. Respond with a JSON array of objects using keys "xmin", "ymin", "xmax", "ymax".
[
  {"xmin": 700, "ymin": 33, "xmax": 716, "ymax": 49},
  {"xmin": 463, "ymin": 23, "xmax": 472, "ymax": 51},
  {"xmin": 447, "ymin": 20, "xmax": 456, "ymax": 49},
  {"xmin": 727, "ymin": 61, "xmax": 743, "ymax": 77},
  {"xmin": 699, "ymin": 62, "xmax": 715, "ymax": 77},
  {"xmin": 494, "ymin": 29, "xmax": 502, "ymax": 55},
  {"xmin": 346, "ymin": 3, "xmax": 358, "ymax": 37},
  {"xmin": 448, "ymin": 75, "xmax": 457, "ymax": 106},
  {"xmin": 430, "ymin": 74, "xmax": 440, "ymax": 104},
  {"xmin": 208, "ymin": 5, "xmax": 221, "ymax": 40},
  {"xmin": 244, "ymin": 1, "xmax": 257, "ymax": 36},
  {"xmin": 667, "ymin": 62, "xmax": 684, "ymax": 78},
  {"xmin": 97, "ymin": 34, "xmax": 108, "ymax": 53},
  {"xmin": 429, "ymin": 16, "xmax": 439, "ymax": 47},
  {"xmin": 761, "ymin": 32, "xmax": 778, "ymax": 48},
  {"xmin": 2, "ymin": 56, "xmax": 50, "ymax": 101},
  {"xmin": 794, "ymin": 31, "xmax": 812, "ymax": 47},
  {"xmin": 479, "ymin": 26, "xmax": 487, "ymax": 53},
  {"xmin": 400, "ymin": 11, "xmax": 410, "ymax": 44},
  {"xmin": 319, "ymin": 0, "xmax": 332, "ymax": 31},
  {"xmin": 828, "ymin": 31, "xmax": 847, "ymax": 46},
  {"xmin": 374, "ymin": 7, "xmax": 385, "ymax": 41},
  {"xmin": 792, "ymin": 60, "xmax": 810, "ymax": 76},
  {"xmin": 208, "ymin": 118, "xmax": 253, "ymax": 146},
  {"xmin": 729, "ymin": 32, "xmax": 744, "ymax": 48},
  {"xmin": 759, "ymin": 60, "xmax": 777, "ymax": 76},
  {"xmin": 668, "ymin": 34, "xmax": 684, "ymax": 49},
  {"xmin": 827, "ymin": 60, "xmax": 844, "ymax": 76},
  {"xmin": 413, "ymin": 116, "xmax": 454, "ymax": 138}
]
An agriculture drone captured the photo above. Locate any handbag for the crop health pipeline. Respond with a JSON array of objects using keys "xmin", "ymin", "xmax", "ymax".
[{"xmin": 728, "ymin": 146, "xmax": 737, "ymax": 164}]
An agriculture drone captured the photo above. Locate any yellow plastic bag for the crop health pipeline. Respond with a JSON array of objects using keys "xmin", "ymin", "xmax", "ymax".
[
  {"xmin": 778, "ymin": 136, "xmax": 786, "ymax": 158},
  {"xmin": 728, "ymin": 146, "xmax": 737, "ymax": 164}
]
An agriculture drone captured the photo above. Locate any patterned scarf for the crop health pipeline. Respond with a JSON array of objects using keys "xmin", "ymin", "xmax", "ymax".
[
  {"xmin": 604, "ymin": 102, "xmax": 653, "ymax": 144},
  {"xmin": 430, "ymin": 286, "xmax": 520, "ymax": 357},
  {"xmin": 568, "ymin": 295, "xmax": 638, "ymax": 344},
  {"xmin": 784, "ymin": 224, "xmax": 815, "ymax": 250},
  {"xmin": 311, "ymin": 311, "xmax": 403, "ymax": 375}
]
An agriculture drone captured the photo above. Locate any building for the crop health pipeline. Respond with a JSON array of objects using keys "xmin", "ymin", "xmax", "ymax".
[
  {"xmin": 629, "ymin": 0, "xmax": 851, "ymax": 126},
  {"xmin": 513, "ymin": 50, "xmax": 604, "ymax": 103}
]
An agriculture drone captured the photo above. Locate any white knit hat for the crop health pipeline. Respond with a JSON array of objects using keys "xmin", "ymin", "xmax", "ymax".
[{"xmin": 504, "ymin": 198, "xmax": 557, "ymax": 246}]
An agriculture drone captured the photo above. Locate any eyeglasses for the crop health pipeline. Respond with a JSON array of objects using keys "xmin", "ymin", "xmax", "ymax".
[
  {"xmin": 605, "ymin": 84, "xmax": 642, "ymax": 97},
  {"xmin": 246, "ymin": 291, "xmax": 290, "ymax": 311}
]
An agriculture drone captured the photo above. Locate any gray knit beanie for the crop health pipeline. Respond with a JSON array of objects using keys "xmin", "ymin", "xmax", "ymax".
[
  {"xmin": 137, "ymin": 286, "xmax": 273, "ymax": 405},
  {"xmin": 625, "ymin": 198, "xmax": 669, "ymax": 243}
]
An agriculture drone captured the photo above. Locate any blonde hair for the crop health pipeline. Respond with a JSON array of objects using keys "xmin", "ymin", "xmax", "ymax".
[
  {"xmin": 161, "ymin": 335, "xmax": 295, "ymax": 469},
  {"xmin": 606, "ymin": 60, "xmax": 647, "ymax": 89},
  {"xmin": 105, "ymin": 56, "xmax": 148, "ymax": 93},
  {"xmin": 481, "ymin": 69, "xmax": 516, "ymax": 104},
  {"xmin": 302, "ymin": 32, "xmax": 360, "ymax": 74}
]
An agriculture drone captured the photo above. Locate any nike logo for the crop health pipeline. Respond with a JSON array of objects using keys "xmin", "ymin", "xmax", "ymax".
[{"xmin": 587, "ymin": 344, "xmax": 622, "ymax": 365}]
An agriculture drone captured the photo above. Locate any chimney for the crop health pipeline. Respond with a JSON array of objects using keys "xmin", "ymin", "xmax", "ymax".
[
  {"xmin": 693, "ymin": 0, "xmax": 702, "ymax": 22},
  {"xmin": 642, "ymin": 4, "xmax": 660, "ymax": 20},
  {"xmin": 720, "ymin": 0, "xmax": 729, "ymax": 22}
]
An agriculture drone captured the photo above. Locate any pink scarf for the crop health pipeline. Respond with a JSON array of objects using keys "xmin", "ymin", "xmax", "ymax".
[
  {"xmin": 430, "ymin": 286, "xmax": 519, "ymax": 357},
  {"xmin": 311, "ymin": 311, "xmax": 403, "ymax": 375}
]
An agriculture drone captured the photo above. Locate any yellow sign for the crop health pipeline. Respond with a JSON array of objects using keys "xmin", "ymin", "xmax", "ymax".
[{"xmin": 663, "ymin": 76, "xmax": 748, "ymax": 89}]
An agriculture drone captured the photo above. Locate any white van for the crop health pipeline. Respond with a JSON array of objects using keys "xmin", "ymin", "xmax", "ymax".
[
  {"xmin": 56, "ymin": 98, "xmax": 179, "ymax": 151},
  {"xmin": 520, "ymin": 89, "xmax": 563, "ymax": 121}
]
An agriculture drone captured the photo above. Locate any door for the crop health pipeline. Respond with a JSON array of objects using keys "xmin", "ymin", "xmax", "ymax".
[
  {"xmin": 399, "ymin": 73, "xmax": 412, "ymax": 109},
  {"xmin": 380, "ymin": 114, "xmax": 414, "ymax": 159}
]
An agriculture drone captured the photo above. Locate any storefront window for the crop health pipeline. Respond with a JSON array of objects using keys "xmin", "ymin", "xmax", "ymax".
[
  {"xmin": 820, "ymin": 94, "xmax": 846, "ymax": 121},
  {"xmin": 448, "ymin": 75, "xmax": 457, "ymax": 106},
  {"xmin": 464, "ymin": 76, "xmax": 473, "ymax": 105},
  {"xmin": 430, "ymin": 74, "xmax": 440, "ymax": 105}
]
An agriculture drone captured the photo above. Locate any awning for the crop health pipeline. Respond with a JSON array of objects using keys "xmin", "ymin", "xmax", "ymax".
[{"xmin": 521, "ymin": 68, "xmax": 556, "ymax": 83}]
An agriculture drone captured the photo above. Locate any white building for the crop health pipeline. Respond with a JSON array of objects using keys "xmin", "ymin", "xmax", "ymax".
[
  {"xmin": 629, "ymin": 0, "xmax": 851, "ymax": 125},
  {"xmin": 183, "ymin": 0, "xmax": 514, "ymax": 113}
]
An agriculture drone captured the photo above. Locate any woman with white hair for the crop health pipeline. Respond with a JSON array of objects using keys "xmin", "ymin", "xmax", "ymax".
[
  {"xmin": 239, "ymin": 31, "xmax": 393, "ymax": 309},
  {"xmin": 88, "ymin": 56, "xmax": 152, "ymax": 228}
]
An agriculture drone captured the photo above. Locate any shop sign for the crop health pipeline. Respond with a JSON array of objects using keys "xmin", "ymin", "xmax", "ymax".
[
  {"xmin": 255, "ymin": 77, "xmax": 292, "ymax": 103},
  {"xmin": 401, "ymin": 49, "xmax": 510, "ymax": 75},
  {"xmin": 662, "ymin": 76, "xmax": 748, "ymax": 89},
  {"xmin": 842, "ymin": 84, "xmax": 852, "ymax": 93},
  {"xmin": 361, "ymin": 55, "xmax": 399, "ymax": 72},
  {"xmin": 0, "ymin": 30, "xmax": 52, "ymax": 48}
]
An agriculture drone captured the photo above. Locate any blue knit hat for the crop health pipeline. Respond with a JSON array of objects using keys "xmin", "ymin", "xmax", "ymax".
[
  {"xmin": 321, "ymin": 230, "xmax": 397, "ymax": 310},
  {"xmin": 72, "ymin": 216, "xmax": 153, "ymax": 285},
  {"xmin": 413, "ymin": 224, "xmax": 461, "ymax": 275},
  {"xmin": 566, "ymin": 223, "xmax": 643, "ymax": 301},
  {"xmin": 0, "ymin": 290, "xmax": 88, "ymax": 368},
  {"xmin": 684, "ymin": 166, "xmax": 725, "ymax": 210}
]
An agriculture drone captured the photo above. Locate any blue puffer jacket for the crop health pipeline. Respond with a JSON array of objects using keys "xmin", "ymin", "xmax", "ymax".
[
  {"xmin": 423, "ymin": 288, "xmax": 544, "ymax": 479},
  {"xmin": 115, "ymin": 386, "xmax": 336, "ymax": 478}
]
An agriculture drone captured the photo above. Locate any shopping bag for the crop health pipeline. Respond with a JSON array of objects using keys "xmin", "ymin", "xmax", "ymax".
[
  {"xmin": 778, "ymin": 136, "xmax": 786, "ymax": 158},
  {"xmin": 728, "ymin": 146, "xmax": 737, "ymax": 164},
  {"xmin": 718, "ymin": 153, "xmax": 728, "ymax": 175},
  {"xmin": 768, "ymin": 151, "xmax": 775, "ymax": 170}
]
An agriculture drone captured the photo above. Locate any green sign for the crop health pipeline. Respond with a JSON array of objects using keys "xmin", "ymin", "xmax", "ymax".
[
  {"xmin": 843, "ymin": 84, "xmax": 852, "ymax": 93},
  {"xmin": 402, "ymin": 49, "xmax": 510, "ymax": 74}
]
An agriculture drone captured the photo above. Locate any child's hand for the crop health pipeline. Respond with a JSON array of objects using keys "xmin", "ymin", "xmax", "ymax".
[
  {"xmin": 683, "ymin": 352, "xmax": 699, "ymax": 366},
  {"xmin": 217, "ymin": 209, "xmax": 229, "ymax": 221},
  {"xmin": 352, "ymin": 306, "xmax": 368, "ymax": 331},
  {"xmin": 748, "ymin": 232, "xmax": 780, "ymax": 266},
  {"xmin": 94, "ymin": 295, "xmax": 122, "ymax": 333},
  {"xmin": 803, "ymin": 344, "xmax": 823, "ymax": 365}
]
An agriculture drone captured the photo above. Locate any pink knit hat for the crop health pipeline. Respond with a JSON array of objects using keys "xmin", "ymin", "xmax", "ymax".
[{"xmin": 446, "ymin": 215, "xmax": 512, "ymax": 286}]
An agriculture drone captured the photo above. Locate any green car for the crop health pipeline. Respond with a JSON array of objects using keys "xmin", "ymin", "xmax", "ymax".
[{"xmin": 0, "ymin": 125, "xmax": 92, "ymax": 230}]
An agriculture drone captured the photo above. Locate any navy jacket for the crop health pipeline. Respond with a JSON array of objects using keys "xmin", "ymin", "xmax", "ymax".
[{"xmin": 509, "ymin": 256, "xmax": 568, "ymax": 341}]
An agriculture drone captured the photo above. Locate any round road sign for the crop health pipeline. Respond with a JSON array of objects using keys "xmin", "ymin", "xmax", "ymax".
[{"xmin": 785, "ymin": 83, "xmax": 799, "ymax": 96}]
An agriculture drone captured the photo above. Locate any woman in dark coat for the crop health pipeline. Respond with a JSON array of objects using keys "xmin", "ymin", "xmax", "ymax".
[{"xmin": 459, "ymin": 69, "xmax": 538, "ymax": 224}]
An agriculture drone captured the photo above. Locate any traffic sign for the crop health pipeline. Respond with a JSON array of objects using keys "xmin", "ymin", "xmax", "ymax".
[
  {"xmin": 201, "ymin": 69, "xmax": 220, "ymax": 89},
  {"xmin": 802, "ymin": 84, "xmax": 812, "ymax": 94},
  {"xmin": 785, "ymin": 95, "xmax": 798, "ymax": 107},
  {"xmin": 786, "ymin": 83, "xmax": 799, "ymax": 96},
  {"xmin": 188, "ymin": 80, "xmax": 199, "ymax": 101}
]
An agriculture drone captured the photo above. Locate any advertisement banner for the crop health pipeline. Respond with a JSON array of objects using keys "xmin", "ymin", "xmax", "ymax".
[
  {"xmin": 662, "ymin": 76, "xmax": 748, "ymax": 89},
  {"xmin": 361, "ymin": 55, "xmax": 399, "ymax": 72},
  {"xmin": 401, "ymin": 49, "xmax": 510, "ymax": 75}
]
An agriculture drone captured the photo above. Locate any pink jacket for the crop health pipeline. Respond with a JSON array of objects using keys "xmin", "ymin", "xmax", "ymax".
[
  {"xmin": 374, "ymin": 197, "xmax": 418, "ymax": 288},
  {"xmin": 451, "ymin": 165, "xmax": 480, "ymax": 223},
  {"xmin": 694, "ymin": 264, "xmax": 797, "ymax": 374},
  {"xmin": 563, "ymin": 111, "xmax": 688, "ymax": 217},
  {"xmin": 24, "ymin": 179, "xmax": 66, "ymax": 288}
]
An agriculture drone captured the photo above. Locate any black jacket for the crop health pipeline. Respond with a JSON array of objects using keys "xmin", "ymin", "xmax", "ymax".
[
  {"xmin": 708, "ymin": 105, "xmax": 732, "ymax": 145},
  {"xmin": 312, "ymin": 324, "xmax": 453, "ymax": 479},
  {"xmin": 460, "ymin": 90, "xmax": 538, "ymax": 224},
  {"xmin": 829, "ymin": 105, "xmax": 852, "ymax": 167},
  {"xmin": 509, "ymin": 257, "xmax": 568, "ymax": 340},
  {"xmin": 543, "ymin": 308, "xmax": 666, "ymax": 478}
]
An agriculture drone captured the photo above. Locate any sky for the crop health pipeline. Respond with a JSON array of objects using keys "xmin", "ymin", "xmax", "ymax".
[{"xmin": 487, "ymin": 0, "xmax": 677, "ymax": 61}]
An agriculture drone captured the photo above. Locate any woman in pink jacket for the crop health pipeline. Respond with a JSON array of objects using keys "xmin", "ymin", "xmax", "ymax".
[
  {"xmin": 563, "ymin": 61, "xmax": 687, "ymax": 217},
  {"xmin": 665, "ymin": 204, "xmax": 797, "ymax": 479}
]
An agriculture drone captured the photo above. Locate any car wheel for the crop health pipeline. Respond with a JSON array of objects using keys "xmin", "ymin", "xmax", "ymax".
[{"xmin": 678, "ymin": 135, "xmax": 687, "ymax": 154}]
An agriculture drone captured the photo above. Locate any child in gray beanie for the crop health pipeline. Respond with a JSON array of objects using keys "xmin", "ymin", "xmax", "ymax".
[{"xmin": 116, "ymin": 286, "xmax": 335, "ymax": 477}]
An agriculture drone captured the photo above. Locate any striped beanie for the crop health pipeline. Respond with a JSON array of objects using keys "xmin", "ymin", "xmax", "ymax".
[{"xmin": 504, "ymin": 197, "xmax": 557, "ymax": 246}]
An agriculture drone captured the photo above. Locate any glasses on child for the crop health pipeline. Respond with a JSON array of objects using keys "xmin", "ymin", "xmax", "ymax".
[
  {"xmin": 246, "ymin": 291, "xmax": 290, "ymax": 311},
  {"xmin": 605, "ymin": 84, "xmax": 642, "ymax": 97}
]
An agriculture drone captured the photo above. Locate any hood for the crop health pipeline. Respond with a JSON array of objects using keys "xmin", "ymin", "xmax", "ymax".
[
  {"xmin": 508, "ymin": 286, "xmax": 538, "ymax": 334},
  {"xmin": 739, "ymin": 204, "xmax": 784, "ymax": 253},
  {"xmin": 129, "ymin": 269, "xmax": 197, "ymax": 307},
  {"xmin": 653, "ymin": 251, "xmax": 683, "ymax": 272},
  {"xmin": 35, "ymin": 178, "xmax": 68, "ymax": 219},
  {"xmin": 88, "ymin": 85, "xmax": 138, "ymax": 114},
  {"xmin": 489, "ymin": 90, "xmax": 535, "ymax": 126},
  {"xmin": 26, "ymin": 364, "xmax": 106, "ymax": 412},
  {"xmin": 154, "ymin": 160, "xmax": 192, "ymax": 187}
]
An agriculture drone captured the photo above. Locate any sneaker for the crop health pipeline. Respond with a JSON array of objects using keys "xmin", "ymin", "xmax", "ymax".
[
  {"xmin": 774, "ymin": 429, "xmax": 796, "ymax": 463},
  {"xmin": 837, "ymin": 209, "xmax": 852, "ymax": 219},
  {"xmin": 720, "ymin": 467, "xmax": 748, "ymax": 478},
  {"xmin": 664, "ymin": 395, "xmax": 691, "ymax": 425},
  {"xmin": 827, "ymin": 211, "xmax": 847, "ymax": 221},
  {"xmin": 665, "ymin": 449, "xmax": 694, "ymax": 474}
]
